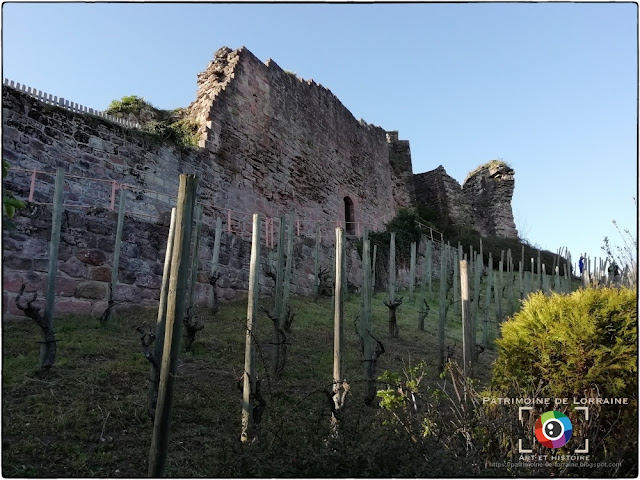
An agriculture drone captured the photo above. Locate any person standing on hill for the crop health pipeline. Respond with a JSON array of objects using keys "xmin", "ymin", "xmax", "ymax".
[
  {"xmin": 579, "ymin": 256, "xmax": 585, "ymax": 276},
  {"xmin": 607, "ymin": 261, "xmax": 621, "ymax": 286}
]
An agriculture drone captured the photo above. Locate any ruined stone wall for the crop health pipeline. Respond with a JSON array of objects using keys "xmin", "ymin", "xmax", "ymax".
[
  {"xmin": 386, "ymin": 131, "xmax": 416, "ymax": 208},
  {"xmin": 189, "ymin": 46, "xmax": 414, "ymax": 233},
  {"xmin": 462, "ymin": 163, "xmax": 518, "ymax": 239},
  {"xmin": 413, "ymin": 163, "xmax": 518, "ymax": 239},
  {"xmin": 413, "ymin": 165, "xmax": 472, "ymax": 229},
  {"xmin": 3, "ymin": 39, "xmax": 419, "ymax": 318},
  {"xmin": 1, "ymin": 45, "xmax": 518, "ymax": 320},
  {"xmin": 3, "ymin": 46, "xmax": 415, "ymax": 238}
]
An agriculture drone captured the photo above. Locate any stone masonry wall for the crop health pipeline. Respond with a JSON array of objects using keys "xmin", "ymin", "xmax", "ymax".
[
  {"xmin": 2, "ymin": 45, "xmax": 417, "ymax": 318},
  {"xmin": 386, "ymin": 131, "xmax": 416, "ymax": 210},
  {"xmin": 3, "ymin": 46, "xmax": 415, "ymax": 237},
  {"xmin": 2, "ymin": 203, "xmax": 366, "ymax": 319},
  {"xmin": 3, "ymin": 200, "xmax": 448, "ymax": 320},
  {"xmin": 2, "ymin": 86, "xmax": 205, "ymax": 220},
  {"xmin": 413, "ymin": 165, "xmax": 472, "ymax": 230},
  {"xmin": 2, "ymin": 45, "xmax": 515, "ymax": 320},
  {"xmin": 189, "ymin": 46, "xmax": 414, "ymax": 233},
  {"xmin": 413, "ymin": 163, "xmax": 518, "ymax": 239},
  {"xmin": 462, "ymin": 163, "xmax": 518, "ymax": 239}
]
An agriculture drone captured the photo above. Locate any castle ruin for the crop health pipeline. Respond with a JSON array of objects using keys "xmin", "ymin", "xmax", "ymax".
[{"xmin": 2, "ymin": 46, "xmax": 517, "ymax": 318}]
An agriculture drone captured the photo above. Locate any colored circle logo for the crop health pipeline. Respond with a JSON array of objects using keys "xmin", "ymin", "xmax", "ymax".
[{"xmin": 535, "ymin": 411, "xmax": 572, "ymax": 448}]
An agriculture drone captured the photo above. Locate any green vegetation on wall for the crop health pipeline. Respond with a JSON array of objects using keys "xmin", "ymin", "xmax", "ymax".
[
  {"xmin": 105, "ymin": 95, "xmax": 150, "ymax": 117},
  {"xmin": 105, "ymin": 95, "xmax": 199, "ymax": 148},
  {"xmin": 3, "ymin": 160, "xmax": 25, "ymax": 220}
]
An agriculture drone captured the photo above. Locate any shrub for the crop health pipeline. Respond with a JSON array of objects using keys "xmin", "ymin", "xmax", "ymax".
[
  {"xmin": 493, "ymin": 287, "xmax": 637, "ymax": 398},
  {"xmin": 491, "ymin": 287, "xmax": 637, "ymax": 471},
  {"xmin": 105, "ymin": 95, "xmax": 153, "ymax": 117}
]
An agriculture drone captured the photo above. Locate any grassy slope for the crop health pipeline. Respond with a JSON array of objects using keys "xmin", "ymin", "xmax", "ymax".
[{"xmin": 3, "ymin": 280, "xmax": 530, "ymax": 477}]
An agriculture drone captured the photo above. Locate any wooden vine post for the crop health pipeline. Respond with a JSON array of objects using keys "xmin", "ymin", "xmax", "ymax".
[
  {"xmin": 360, "ymin": 229, "xmax": 376, "ymax": 404},
  {"xmin": 438, "ymin": 246, "xmax": 448, "ymax": 369},
  {"xmin": 530, "ymin": 257, "xmax": 535, "ymax": 292},
  {"xmin": 469, "ymin": 245, "xmax": 474, "ymax": 271},
  {"xmin": 417, "ymin": 238, "xmax": 430, "ymax": 331},
  {"xmin": 551, "ymin": 248, "xmax": 558, "ymax": 281},
  {"xmin": 148, "ymin": 174, "xmax": 197, "ymax": 477},
  {"xmin": 518, "ymin": 260, "xmax": 524, "ymax": 300},
  {"xmin": 409, "ymin": 241, "xmax": 416, "ymax": 303},
  {"xmin": 453, "ymin": 250, "xmax": 460, "ymax": 309},
  {"xmin": 208, "ymin": 216, "xmax": 223, "ymax": 310},
  {"xmin": 471, "ymin": 253, "xmax": 482, "ymax": 351},
  {"xmin": 241, "ymin": 213, "xmax": 261, "ymax": 444},
  {"xmin": 506, "ymin": 249, "xmax": 515, "ymax": 315},
  {"xmin": 40, "ymin": 167, "xmax": 65, "ymax": 374},
  {"xmin": 183, "ymin": 204, "xmax": 204, "ymax": 351},
  {"xmin": 283, "ymin": 214, "xmax": 294, "ymax": 321},
  {"xmin": 542, "ymin": 264, "xmax": 550, "ymax": 295},
  {"xmin": 460, "ymin": 259, "xmax": 473, "ymax": 378},
  {"xmin": 271, "ymin": 216, "xmax": 286, "ymax": 377},
  {"xmin": 104, "ymin": 188, "xmax": 126, "ymax": 324},
  {"xmin": 426, "ymin": 239, "xmax": 433, "ymax": 294},
  {"xmin": 537, "ymin": 250, "xmax": 542, "ymax": 291},
  {"xmin": 313, "ymin": 226, "xmax": 320, "ymax": 302},
  {"xmin": 495, "ymin": 259, "xmax": 503, "ymax": 324},
  {"xmin": 386, "ymin": 232, "xmax": 402, "ymax": 338},
  {"xmin": 482, "ymin": 260, "xmax": 492, "ymax": 346},
  {"xmin": 149, "ymin": 208, "xmax": 177, "ymax": 420},
  {"xmin": 389, "ymin": 232, "xmax": 396, "ymax": 304},
  {"xmin": 332, "ymin": 227, "xmax": 347, "ymax": 420},
  {"xmin": 371, "ymin": 244, "xmax": 377, "ymax": 296},
  {"xmin": 188, "ymin": 205, "xmax": 204, "ymax": 300}
]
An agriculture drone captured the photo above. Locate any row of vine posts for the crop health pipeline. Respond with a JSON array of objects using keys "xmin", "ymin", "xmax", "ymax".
[
  {"xmin": 144, "ymin": 176, "xmax": 617, "ymax": 473},
  {"xmin": 12, "ymin": 168, "xmax": 623, "ymax": 476}
]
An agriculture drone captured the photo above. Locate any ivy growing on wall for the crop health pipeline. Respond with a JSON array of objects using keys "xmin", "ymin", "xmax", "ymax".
[{"xmin": 3, "ymin": 160, "xmax": 25, "ymax": 220}]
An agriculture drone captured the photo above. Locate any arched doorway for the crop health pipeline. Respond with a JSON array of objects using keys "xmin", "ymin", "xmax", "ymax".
[{"xmin": 344, "ymin": 196, "xmax": 355, "ymax": 235}]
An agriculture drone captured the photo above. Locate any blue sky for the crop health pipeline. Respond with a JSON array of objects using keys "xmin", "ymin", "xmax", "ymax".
[{"xmin": 2, "ymin": 3, "xmax": 637, "ymax": 268}]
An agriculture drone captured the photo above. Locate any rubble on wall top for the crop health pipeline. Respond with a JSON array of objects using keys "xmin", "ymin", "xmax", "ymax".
[{"xmin": 463, "ymin": 159, "xmax": 514, "ymax": 185}]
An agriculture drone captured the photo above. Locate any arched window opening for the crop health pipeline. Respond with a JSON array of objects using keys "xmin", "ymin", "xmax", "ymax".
[{"xmin": 344, "ymin": 196, "xmax": 355, "ymax": 235}]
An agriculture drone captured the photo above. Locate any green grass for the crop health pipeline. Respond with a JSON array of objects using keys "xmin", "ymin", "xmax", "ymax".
[{"xmin": 3, "ymin": 277, "xmax": 574, "ymax": 477}]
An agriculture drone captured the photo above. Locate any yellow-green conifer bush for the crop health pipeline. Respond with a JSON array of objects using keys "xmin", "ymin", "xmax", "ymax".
[
  {"xmin": 493, "ymin": 288, "xmax": 636, "ymax": 398},
  {"xmin": 492, "ymin": 287, "xmax": 637, "ymax": 472}
]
